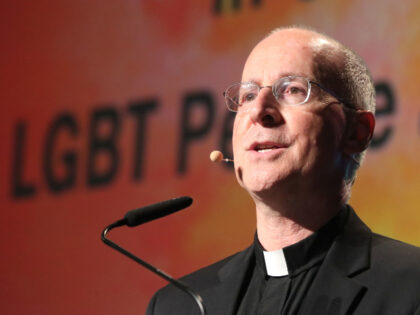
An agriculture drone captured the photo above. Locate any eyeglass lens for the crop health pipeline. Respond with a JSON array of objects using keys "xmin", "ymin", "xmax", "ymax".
[{"xmin": 225, "ymin": 76, "xmax": 311, "ymax": 112}]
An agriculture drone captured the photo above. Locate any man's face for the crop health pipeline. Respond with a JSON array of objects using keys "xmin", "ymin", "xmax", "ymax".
[{"xmin": 232, "ymin": 31, "xmax": 347, "ymax": 196}]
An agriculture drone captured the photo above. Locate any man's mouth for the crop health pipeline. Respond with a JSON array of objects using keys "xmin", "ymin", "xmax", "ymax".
[
  {"xmin": 251, "ymin": 142, "xmax": 286, "ymax": 153},
  {"xmin": 255, "ymin": 144, "xmax": 278, "ymax": 152}
]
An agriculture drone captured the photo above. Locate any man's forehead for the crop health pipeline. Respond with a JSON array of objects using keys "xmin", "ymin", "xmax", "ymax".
[{"xmin": 241, "ymin": 31, "xmax": 317, "ymax": 83}]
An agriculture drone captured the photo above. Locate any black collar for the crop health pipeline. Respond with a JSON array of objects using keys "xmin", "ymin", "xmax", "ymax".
[{"xmin": 254, "ymin": 206, "xmax": 349, "ymax": 278}]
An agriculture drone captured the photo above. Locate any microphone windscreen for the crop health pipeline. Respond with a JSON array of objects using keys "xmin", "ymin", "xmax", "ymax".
[
  {"xmin": 124, "ymin": 196, "xmax": 193, "ymax": 227},
  {"xmin": 210, "ymin": 150, "xmax": 223, "ymax": 162}
]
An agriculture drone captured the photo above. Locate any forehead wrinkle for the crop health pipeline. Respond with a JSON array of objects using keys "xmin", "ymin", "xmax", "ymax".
[
  {"xmin": 242, "ymin": 52, "xmax": 313, "ymax": 83},
  {"xmin": 242, "ymin": 35, "xmax": 317, "ymax": 85},
  {"xmin": 243, "ymin": 71, "xmax": 318, "ymax": 85}
]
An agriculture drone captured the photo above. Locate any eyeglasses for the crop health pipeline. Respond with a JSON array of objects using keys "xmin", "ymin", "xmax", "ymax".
[{"xmin": 223, "ymin": 76, "xmax": 346, "ymax": 112}]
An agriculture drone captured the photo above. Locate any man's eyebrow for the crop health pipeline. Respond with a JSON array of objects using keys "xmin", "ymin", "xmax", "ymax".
[
  {"xmin": 242, "ymin": 72, "xmax": 313, "ymax": 84},
  {"xmin": 242, "ymin": 78, "xmax": 259, "ymax": 84}
]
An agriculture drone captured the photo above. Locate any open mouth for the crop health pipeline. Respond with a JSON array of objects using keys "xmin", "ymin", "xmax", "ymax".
[{"xmin": 252, "ymin": 143, "xmax": 285, "ymax": 153}]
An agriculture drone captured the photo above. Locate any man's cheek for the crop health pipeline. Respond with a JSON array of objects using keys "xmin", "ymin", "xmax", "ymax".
[
  {"xmin": 232, "ymin": 133, "xmax": 241, "ymax": 158},
  {"xmin": 235, "ymin": 166, "xmax": 245, "ymax": 188}
]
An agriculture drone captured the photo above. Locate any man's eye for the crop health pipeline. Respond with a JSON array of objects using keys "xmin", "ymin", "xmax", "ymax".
[
  {"xmin": 240, "ymin": 92, "xmax": 257, "ymax": 103},
  {"xmin": 285, "ymin": 85, "xmax": 306, "ymax": 95}
]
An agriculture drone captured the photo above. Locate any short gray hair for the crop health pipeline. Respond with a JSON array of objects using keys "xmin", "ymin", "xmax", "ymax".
[{"xmin": 268, "ymin": 25, "xmax": 376, "ymax": 114}]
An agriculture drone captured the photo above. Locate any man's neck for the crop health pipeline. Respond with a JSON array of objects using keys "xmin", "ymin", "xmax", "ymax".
[{"xmin": 254, "ymin": 193, "xmax": 343, "ymax": 251}]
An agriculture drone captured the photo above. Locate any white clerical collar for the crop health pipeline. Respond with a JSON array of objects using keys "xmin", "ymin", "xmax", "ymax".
[{"xmin": 263, "ymin": 248, "xmax": 289, "ymax": 277}]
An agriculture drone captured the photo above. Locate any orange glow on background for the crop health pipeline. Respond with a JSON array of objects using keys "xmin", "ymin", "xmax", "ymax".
[{"xmin": 1, "ymin": 1, "xmax": 419, "ymax": 313}]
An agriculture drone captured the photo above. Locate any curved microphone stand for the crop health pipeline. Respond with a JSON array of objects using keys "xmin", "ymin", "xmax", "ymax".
[{"xmin": 101, "ymin": 197, "xmax": 206, "ymax": 315}]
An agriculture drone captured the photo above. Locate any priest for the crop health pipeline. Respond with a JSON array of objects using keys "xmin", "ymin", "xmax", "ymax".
[{"xmin": 146, "ymin": 26, "xmax": 420, "ymax": 315}]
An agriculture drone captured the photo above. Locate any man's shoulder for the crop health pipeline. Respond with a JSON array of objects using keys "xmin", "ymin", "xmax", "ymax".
[
  {"xmin": 346, "ymin": 205, "xmax": 420, "ymax": 272},
  {"xmin": 146, "ymin": 245, "xmax": 252, "ymax": 314},
  {"xmin": 353, "ymin": 231, "xmax": 420, "ymax": 296},
  {"xmin": 370, "ymin": 232, "xmax": 420, "ymax": 271},
  {"xmin": 178, "ymin": 249, "xmax": 246, "ymax": 289},
  {"xmin": 349, "ymin": 233, "xmax": 420, "ymax": 313}
]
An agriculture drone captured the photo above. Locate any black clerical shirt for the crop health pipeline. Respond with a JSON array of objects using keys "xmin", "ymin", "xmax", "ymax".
[{"xmin": 236, "ymin": 207, "xmax": 349, "ymax": 315}]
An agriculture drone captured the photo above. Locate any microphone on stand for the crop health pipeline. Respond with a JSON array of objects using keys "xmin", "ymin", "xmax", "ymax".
[
  {"xmin": 209, "ymin": 150, "xmax": 233, "ymax": 163},
  {"xmin": 101, "ymin": 196, "xmax": 206, "ymax": 315}
]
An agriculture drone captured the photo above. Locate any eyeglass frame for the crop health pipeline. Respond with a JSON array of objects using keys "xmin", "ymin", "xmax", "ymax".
[{"xmin": 223, "ymin": 76, "xmax": 352, "ymax": 112}]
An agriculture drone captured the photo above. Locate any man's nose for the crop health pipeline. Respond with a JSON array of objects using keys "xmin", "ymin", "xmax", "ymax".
[{"xmin": 248, "ymin": 87, "xmax": 284, "ymax": 127}]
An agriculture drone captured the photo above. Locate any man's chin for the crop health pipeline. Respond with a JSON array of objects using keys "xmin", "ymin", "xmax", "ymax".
[
  {"xmin": 235, "ymin": 164, "xmax": 293, "ymax": 194},
  {"xmin": 242, "ymin": 177, "xmax": 284, "ymax": 196}
]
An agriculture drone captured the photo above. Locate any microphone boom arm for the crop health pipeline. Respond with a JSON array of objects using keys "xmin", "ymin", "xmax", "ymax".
[{"xmin": 101, "ymin": 217, "xmax": 206, "ymax": 314}]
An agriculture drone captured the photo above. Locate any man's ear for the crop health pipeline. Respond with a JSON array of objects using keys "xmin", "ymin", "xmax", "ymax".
[{"xmin": 342, "ymin": 110, "xmax": 375, "ymax": 154}]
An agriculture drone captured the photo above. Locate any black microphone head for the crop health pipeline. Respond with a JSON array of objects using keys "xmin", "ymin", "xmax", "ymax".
[{"xmin": 124, "ymin": 196, "xmax": 193, "ymax": 227}]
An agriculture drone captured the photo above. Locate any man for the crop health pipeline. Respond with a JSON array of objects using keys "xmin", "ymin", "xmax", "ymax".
[{"xmin": 146, "ymin": 26, "xmax": 420, "ymax": 314}]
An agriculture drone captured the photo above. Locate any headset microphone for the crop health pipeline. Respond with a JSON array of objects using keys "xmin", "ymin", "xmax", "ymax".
[{"xmin": 210, "ymin": 150, "xmax": 233, "ymax": 163}]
